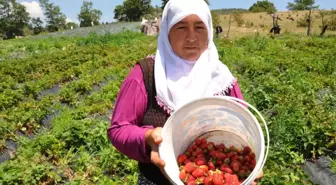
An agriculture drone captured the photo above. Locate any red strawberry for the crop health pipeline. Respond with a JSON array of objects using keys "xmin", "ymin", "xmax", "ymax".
[
  {"xmin": 223, "ymin": 173, "xmax": 240, "ymax": 185},
  {"xmin": 201, "ymin": 143, "xmax": 208, "ymax": 149},
  {"xmin": 208, "ymin": 161, "xmax": 216, "ymax": 170},
  {"xmin": 201, "ymin": 138, "xmax": 207, "ymax": 143},
  {"xmin": 221, "ymin": 167, "xmax": 233, "ymax": 174},
  {"xmin": 236, "ymin": 148, "xmax": 242, "ymax": 155},
  {"xmin": 184, "ymin": 159, "xmax": 191, "ymax": 165},
  {"xmin": 251, "ymin": 158, "xmax": 256, "ymax": 166},
  {"xmin": 209, "ymin": 142, "xmax": 215, "ymax": 146},
  {"xmin": 179, "ymin": 170, "xmax": 187, "ymax": 182},
  {"xmin": 187, "ymin": 175, "xmax": 196, "ymax": 181},
  {"xmin": 243, "ymin": 146, "xmax": 251, "ymax": 155},
  {"xmin": 195, "ymin": 138, "xmax": 202, "ymax": 146},
  {"xmin": 250, "ymin": 153, "xmax": 256, "ymax": 159},
  {"xmin": 232, "ymin": 155, "xmax": 239, "ymax": 161},
  {"xmin": 212, "ymin": 173, "xmax": 224, "ymax": 185},
  {"xmin": 232, "ymin": 162, "xmax": 240, "ymax": 172},
  {"xmin": 199, "ymin": 165, "xmax": 209, "ymax": 173},
  {"xmin": 195, "ymin": 158, "xmax": 206, "ymax": 166},
  {"xmin": 204, "ymin": 175, "xmax": 213, "ymax": 185},
  {"xmin": 216, "ymin": 160, "xmax": 223, "ymax": 166},
  {"xmin": 185, "ymin": 162, "xmax": 197, "ymax": 173},
  {"xmin": 244, "ymin": 155, "xmax": 251, "ymax": 162},
  {"xmin": 177, "ymin": 154, "xmax": 187, "ymax": 165},
  {"xmin": 227, "ymin": 152, "xmax": 235, "ymax": 159},
  {"xmin": 187, "ymin": 181, "xmax": 197, "ymax": 185},
  {"xmin": 219, "ymin": 143, "xmax": 225, "ymax": 149},
  {"xmin": 192, "ymin": 167, "xmax": 206, "ymax": 178},
  {"xmin": 187, "ymin": 147, "xmax": 193, "ymax": 153}
]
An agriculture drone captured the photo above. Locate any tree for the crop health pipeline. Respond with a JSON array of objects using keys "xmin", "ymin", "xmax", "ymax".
[
  {"xmin": 77, "ymin": 1, "xmax": 102, "ymax": 27},
  {"xmin": 161, "ymin": 0, "xmax": 209, "ymax": 10},
  {"xmin": 249, "ymin": 0, "xmax": 277, "ymax": 14},
  {"xmin": 0, "ymin": 0, "xmax": 30, "ymax": 39},
  {"xmin": 113, "ymin": 0, "xmax": 153, "ymax": 22},
  {"xmin": 287, "ymin": 0, "xmax": 319, "ymax": 10},
  {"xmin": 39, "ymin": 0, "xmax": 66, "ymax": 32},
  {"xmin": 30, "ymin": 17, "xmax": 44, "ymax": 35}
]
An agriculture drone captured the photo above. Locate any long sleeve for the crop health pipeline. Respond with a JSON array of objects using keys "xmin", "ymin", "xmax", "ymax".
[
  {"xmin": 107, "ymin": 64, "xmax": 153, "ymax": 163},
  {"xmin": 229, "ymin": 81, "xmax": 245, "ymax": 100}
]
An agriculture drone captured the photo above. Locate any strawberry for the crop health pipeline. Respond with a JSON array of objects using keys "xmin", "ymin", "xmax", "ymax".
[
  {"xmin": 187, "ymin": 175, "xmax": 196, "ymax": 182},
  {"xmin": 219, "ymin": 143, "xmax": 225, "ymax": 149},
  {"xmin": 208, "ymin": 161, "xmax": 216, "ymax": 170},
  {"xmin": 204, "ymin": 175, "xmax": 213, "ymax": 185},
  {"xmin": 184, "ymin": 159, "xmax": 191, "ymax": 165},
  {"xmin": 232, "ymin": 155, "xmax": 239, "ymax": 161},
  {"xmin": 195, "ymin": 138, "xmax": 202, "ymax": 146},
  {"xmin": 232, "ymin": 162, "xmax": 240, "ymax": 172},
  {"xmin": 212, "ymin": 173, "xmax": 224, "ymax": 185},
  {"xmin": 179, "ymin": 169, "xmax": 187, "ymax": 182},
  {"xmin": 209, "ymin": 141, "xmax": 215, "ymax": 146},
  {"xmin": 244, "ymin": 155, "xmax": 251, "ymax": 162},
  {"xmin": 251, "ymin": 158, "xmax": 256, "ymax": 166},
  {"xmin": 201, "ymin": 143, "xmax": 208, "ymax": 149},
  {"xmin": 227, "ymin": 152, "xmax": 235, "ymax": 159},
  {"xmin": 199, "ymin": 165, "xmax": 209, "ymax": 173},
  {"xmin": 243, "ymin": 146, "xmax": 251, "ymax": 155},
  {"xmin": 177, "ymin": 154, "xmax": 187, "ymax": 165},
  {"xmin": 223, "ymin": 173, "xmax": 240, "ymax": 185},
  {"xmin": 192, "ymin": 167, "xmax": 206, "ymax": 178},
  {"xmin": 195, "ymin": 158, "xmax": 206, "ymax": 166},
  {"xmin": 201, "ymin": 138, "xmax": 207, "ymax": 144},
  {"xmin": 187, "ymin": 181, "xmax": 197, "ymax": 185},
  {"xmin": 250, "ymin": 153, "xmax": 256, "ymax": 159},
  {"xmin": 185, "ymin": 162, "xmax": 197, "ymax": 173},
  {"xmin": 221, "ymin": 167, "xmax": 233, "ymax": 174},
  {"xmin": 192, "ymin": 144, "xmax": 198, "ymax": 150},
  {"xmin": 216, "ymin": 160, "xmax": 223, "ymax": 166},
  {"xmin": 236, "ymin": 148, "xmax": 242, "ymax": 155}
]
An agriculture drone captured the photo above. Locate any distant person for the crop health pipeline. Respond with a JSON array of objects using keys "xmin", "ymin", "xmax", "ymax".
[
  {"xmin": 215, "ymin": 25, "xmax": 223, "ymax": 38},
  {"xmin": 107, "ymin": 0, "xmax": 264, "ymax": 184}
]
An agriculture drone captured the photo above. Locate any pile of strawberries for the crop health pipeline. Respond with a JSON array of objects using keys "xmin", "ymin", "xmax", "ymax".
[{"xmin": 177, "ymin": 137, "xmax": 256, "ymax": 185}]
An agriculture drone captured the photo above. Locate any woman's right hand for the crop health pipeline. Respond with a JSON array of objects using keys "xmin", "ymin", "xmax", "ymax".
[{"xmin": 145, "ymin": 127, "xmax": 166, "ymax": 168}]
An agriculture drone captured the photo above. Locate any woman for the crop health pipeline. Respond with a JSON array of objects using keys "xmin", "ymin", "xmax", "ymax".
[{"xmin": 107, "ymin": 0, "xmax": 263, "ymax": 184}]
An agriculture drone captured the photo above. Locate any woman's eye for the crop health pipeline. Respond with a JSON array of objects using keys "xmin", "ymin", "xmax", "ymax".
[
  {"xmin": 177, "ymin": 27, "xmax": 186, "ymax": 30},
  {"xmin": 197, "ymin": 26, "xmax": 205, "ymax": 29}
]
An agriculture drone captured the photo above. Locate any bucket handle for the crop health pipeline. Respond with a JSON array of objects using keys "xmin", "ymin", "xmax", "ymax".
[{"xmin": 224, "ymin": 96, "xmax": 270, "ymax": 175}]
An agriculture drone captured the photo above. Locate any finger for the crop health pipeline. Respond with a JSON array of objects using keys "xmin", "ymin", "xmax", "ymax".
[
  {"xmin": 150, "ymin": 146, "xmax": 165, "ymax": 168},
  {"xmin": 256, "ymin": 170, "xmax": 264, "ymax": 179},
  {"xmin": 250, "ymin": 182, "xmax": 257, "ymax": 185},
  {"xmin": 153, "ymin": 127, "xmax": 163, "ymax": 144}
]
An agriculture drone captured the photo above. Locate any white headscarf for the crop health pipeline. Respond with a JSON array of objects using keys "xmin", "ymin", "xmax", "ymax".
[{"xmin": 154, "ymin": 0, "xmax": 236, "ymax": 113}]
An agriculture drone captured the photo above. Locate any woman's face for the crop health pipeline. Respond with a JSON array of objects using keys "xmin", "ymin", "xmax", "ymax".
[{"xmin": 168, "ymin": 14, "xmax": 208, "ymax": 61}]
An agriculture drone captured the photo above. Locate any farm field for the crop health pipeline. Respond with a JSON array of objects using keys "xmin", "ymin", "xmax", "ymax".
[
  {"xmin": 216, "ymin": 10, "xmax": 336, "ymax": 38},
  {"xmin": 0, "ymin": 31, "xmax": 335, "ymax": 185}
]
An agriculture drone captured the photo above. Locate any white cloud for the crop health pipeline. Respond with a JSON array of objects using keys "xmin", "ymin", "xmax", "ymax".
[{"xmin": 21, "ymin": 1, "xmax": 44, "ymax": 19}]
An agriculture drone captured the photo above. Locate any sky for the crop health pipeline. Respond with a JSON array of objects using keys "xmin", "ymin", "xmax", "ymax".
[{"xmin": 17, "ymin": 0, "xmax": 336, "ymax": 24}]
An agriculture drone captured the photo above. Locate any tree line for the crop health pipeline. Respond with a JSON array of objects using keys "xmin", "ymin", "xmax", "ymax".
[{"xmin": 0, "ymin": 0, "xmax": 102, "ymax": 39}]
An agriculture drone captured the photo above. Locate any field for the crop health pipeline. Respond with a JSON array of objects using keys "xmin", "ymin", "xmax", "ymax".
[
  {"xmin": 0, "ymin": 30, "xmax": 336, "ymax": 185},
  {"xmin": 217, "ymin": 10, "xmax": 336, "ymax": 38}
]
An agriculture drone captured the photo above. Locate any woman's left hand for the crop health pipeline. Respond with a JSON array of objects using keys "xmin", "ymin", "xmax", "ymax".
[{"xmin": 251, "ymin": 170, "xmax": 263, "ymax": 185}]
